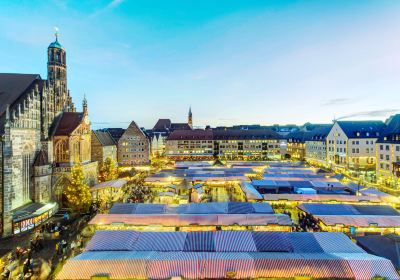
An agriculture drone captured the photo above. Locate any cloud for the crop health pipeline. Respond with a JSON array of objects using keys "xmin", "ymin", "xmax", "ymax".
[
  {"xmin": 107, "ymin": 0, "xmax": 124, "ymax": 9},
  {"xmin": 337, "ymin": 109, "xmax": 399, "ymax": 120},
  {"xmin": 322, "ymin": 98, "xmax": 355, "ymax": 106},
  {"xmin": 90, "ymin": 0, "xmax": 125, "ymax": 18}
]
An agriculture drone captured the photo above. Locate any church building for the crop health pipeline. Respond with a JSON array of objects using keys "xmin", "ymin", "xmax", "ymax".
[{"xmin": 0, "ymin": 33, "xmax": 97, "ymax": 236}]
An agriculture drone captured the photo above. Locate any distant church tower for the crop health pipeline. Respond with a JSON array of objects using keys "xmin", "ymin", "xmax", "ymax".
[
  {"xmin": 188, "ymin": 106, "xmax": 193, "ymax": 128},
  {"xmin": 47, "ymin": 29, "xmax": 73, "ymax": 114}
]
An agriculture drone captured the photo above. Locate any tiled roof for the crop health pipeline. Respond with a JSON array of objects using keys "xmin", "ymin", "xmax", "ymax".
[
  {"xmin": 303, "ymin": 125, "xmax": 333, "ymax": 141},
  {"xmin": 0, "ymin": 73, "xmax": 42, "ymax": 129},
  {"xmin": 377, "ymin": 114, "xmax": 400, "ymax": 143},
  {"xmin": 92, "ymin": 130, "xmax": 116, "ymax": 146},
  {"xmin": 100, "ymin": 128, "xmax": 126, "ymax": 143},
  {"xmin": 167, "ymin": 129, "xmax": 281, "ymax": 141},
  {"xmin": 171, "ymin": 123, "xmax": 192, "ymax": 130},
  {"xmin": 52, "ymin": 112, "xmax": 84, "ymax": 136},
  {"xmin": 153, "ymin": 118, "xmax": 172, "ymax": 131},
  {"xmin": 336, "ymin": 120, "xmax": 385, "ymax": 138},
  {"xmin": 213, "ymin": 129, "xmax": 281, "ymax": 140},
  {"xmin": 167, "ymin": 129, "xmax": 214, "ymax": 140}
]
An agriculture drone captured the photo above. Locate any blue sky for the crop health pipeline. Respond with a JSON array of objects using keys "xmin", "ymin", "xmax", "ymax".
[{"xmin": 1, "ymin": 0, "xmax": 400, "ymax": 129}]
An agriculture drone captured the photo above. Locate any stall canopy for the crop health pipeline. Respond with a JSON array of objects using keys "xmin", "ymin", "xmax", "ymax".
[
  {"xmin": 90, "ymin": 179, "xmax": 127, "ymax": 191},
  {"xmin": 56, "ymin": 231, "xmax": 400, "ymax": 280}
]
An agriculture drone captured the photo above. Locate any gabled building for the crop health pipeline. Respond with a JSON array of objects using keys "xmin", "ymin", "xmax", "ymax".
[
  {"xmin": 118, "ymin": 121, "xmax": 150, "ymax": 166},
  {"xmin": 376, "ymin": 114, "xmax": 400, "ymax": 188},
  {"xmin": 326, "ymin": 121, "xmax": 385, "ymax": 173},
  {"xmin": 148, "ymin": 108, "xmax": 193, "ymax": 157},
  {"xmin": 304, "ymin": 125, "xmax": 332, "ymax": 167},
  {"xmin": 91, "ymin": 130, "xmax": 117, "ymax": 164},
  {"xmin": 286, "ymin": 131, "xmax": 307, "ymax": 160}
]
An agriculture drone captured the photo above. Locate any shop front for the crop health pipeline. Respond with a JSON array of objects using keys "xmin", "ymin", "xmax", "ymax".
[{"xmin": 12, "ymin": 202, "xmax": 58, "ymax": 235}]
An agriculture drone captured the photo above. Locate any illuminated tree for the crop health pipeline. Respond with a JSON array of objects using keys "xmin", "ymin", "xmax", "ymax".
[
  {"xmin": 99, "ymin": 157, "xmax": 118, "ymax": 182},
  {"xmin": 63, "ymin": 164, "xmax": 92, "ymax": 212}
]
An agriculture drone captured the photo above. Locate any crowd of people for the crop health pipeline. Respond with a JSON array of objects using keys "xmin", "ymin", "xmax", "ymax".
[
  {"xmin": 0, "ymin": 206, "xmax": 98, "ymax": 280},
  {"xmin": 296, "ymin": 212, "xmax": 321, "ymax": 232}
]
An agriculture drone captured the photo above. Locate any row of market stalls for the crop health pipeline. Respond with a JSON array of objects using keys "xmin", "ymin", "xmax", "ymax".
[
  {"xmin": 298, "ymin": 203, "xmax": 400, "ymax": 235},
  {"xmin": 90, "ymin": 202, "xmax": 292, "ymax": 232},
  {"xmin": 56, "ymin": 230, "xmax": 400, "ymax": 280}
]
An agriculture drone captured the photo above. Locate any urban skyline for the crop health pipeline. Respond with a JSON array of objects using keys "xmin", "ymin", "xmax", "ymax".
[{"xmin": 1, "ymin": 0, "xmax": 400, "ymax": 128}]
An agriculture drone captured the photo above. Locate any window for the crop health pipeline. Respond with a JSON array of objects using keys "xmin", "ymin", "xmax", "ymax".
[{"xmin": 380, "ymin": 145, "xmax": 383, "ymax": 151}]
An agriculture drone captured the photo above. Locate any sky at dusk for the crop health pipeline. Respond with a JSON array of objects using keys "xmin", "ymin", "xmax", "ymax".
[{"xmin": 1, "ymin": 0, "xmax": 400, "ymax": 129}]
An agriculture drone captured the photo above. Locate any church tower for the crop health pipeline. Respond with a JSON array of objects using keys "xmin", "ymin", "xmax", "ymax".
[
  {"xmin": 47, "ymin": 29, "xmax": 73, "ymax": 114},
  {"xmin": 188, "ymin": 106, "xmax": 193, "ymax": 129}
]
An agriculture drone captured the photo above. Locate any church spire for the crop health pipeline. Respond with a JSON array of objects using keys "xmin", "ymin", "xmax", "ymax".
[
  {"xmin": 188, "ymin": 106, "xmax": 193, "ymax": 129},
  {"xmin": 83, "ymin": 94, "xmax": 88, "ymax": 115}
]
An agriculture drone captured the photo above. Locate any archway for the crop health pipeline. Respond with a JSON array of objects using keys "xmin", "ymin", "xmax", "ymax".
[{"xmin": 52, "ymin": 176, "xmax": 71, "ymax": 207}]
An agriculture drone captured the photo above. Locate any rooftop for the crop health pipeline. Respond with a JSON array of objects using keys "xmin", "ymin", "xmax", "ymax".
[{"xmin": 56, "ymin": 231, "xmax": 399, "ymax": 280}]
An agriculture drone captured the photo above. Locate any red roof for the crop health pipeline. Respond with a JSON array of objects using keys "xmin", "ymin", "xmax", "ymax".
[{"xmin": 53, "ymin": 112, "xmax": 84, "ymax": 136}]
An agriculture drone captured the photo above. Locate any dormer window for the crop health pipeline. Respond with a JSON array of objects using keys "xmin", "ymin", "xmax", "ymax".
[
  {"xmin": 356, "ymin": 132, "xmax": 360, "ymax": 137},
  {"xmin": 366, "ymin": 132, "xmax": 369, "ymax": 137}
]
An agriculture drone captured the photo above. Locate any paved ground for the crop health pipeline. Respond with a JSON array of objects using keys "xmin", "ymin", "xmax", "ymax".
[{"xmin": 0, "ymin": 213, "xmax": 93, "ymax": 279}]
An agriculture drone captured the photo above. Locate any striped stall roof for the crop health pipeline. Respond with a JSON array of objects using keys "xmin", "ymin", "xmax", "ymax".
[
  {"xmin": 264, "ymin": 193, "xmax": 382, "ymax": 203},
  {"xmin": 252, "ymin": 232, "xmax": 292, "ymax": 252},
  {"xmin": 228, "ymin": 202, "xmax": 254, "ymax": 214},
  {"xmin": 133, "ymin": 231, "xmax": 187, "ymax": 251},
  {"xmin": 89, "ymin": 213, "xmax": 291, "ymax": 227},
  {"xmin": 250, "ymin": 253, "xmax": 354, "ymax": 279},
  {"xmin": 108, "ymin": 203, "xmax": 136, "ymax": 214},
  {"xmin": 215, "ymin": 231, "xmax": 257, "ymax": 252},
  {"xmin": 183, "ymin": 231, "xmax": 215, "ymax": 252},
  {"xmin": 316, "ymin": 215, "xmax": 400, "ymax": 227},
  {"xmin": 251, "ymin": 202, "xmax": 274, "ymax": 213},
  {"xmin": 135, "ymin": 203, "xmax": 165, "ymax": 214},
  {"xmin": 85, "ymin": 230, "xmax": 139, "ymax": 251},
  {"xmin": 186, "ymin": 202, "xmax": 228, "ymax": 214},
  {"xmin": 298, "ymin": 203, "xmax": 360, "ymax": 215},
  {"xmin": 313, "ymin": 232, "xmax": 365, "ymax": 253},
  {"xmin": 56, "ymin": 231, "xmax": 400, "ymax": 280},
  {"xmin": 289, "ymin": 232, "xmax": 324, "ymax": 253},
  {"xmin": 334, "ymin": 253, "xmax": 400, "ymax": 280},
  {"xmin": 108, "ymin": 202, "xmax": 274, "ymax": 215}
]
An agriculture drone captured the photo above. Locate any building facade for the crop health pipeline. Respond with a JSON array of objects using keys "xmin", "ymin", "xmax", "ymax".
[
  {"xmin": 91, "ymin": 130, "xmax": 117, "ymax": 164},
  {"xmin": 376, "ymin": 115, "xmax": 400, "ymax": 188},
  {"xmin": 304, "ymin": 125, "xmax": 332, "ymax": 167},
  {"xmin": 326, "ymin": 121, "xmax": 385, "ymax": 173},
  {"xmin": 0, "ymin": 34, "xmax": 97, "ymax": 236},
  {"xmin": 118, "ymin": 121, "xmax": 150, "ymax": 166},
  {"xmin": 166, "ymin": 129, "xmax": 284, "ymax": 161}
]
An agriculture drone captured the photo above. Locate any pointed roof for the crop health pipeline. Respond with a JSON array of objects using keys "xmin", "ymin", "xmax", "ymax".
[
  {"xmin": 92, "ymin": 130, "xmax": 116, "ymax": 146},
  {"xmin": 33, "ymin": 150, "xmax": 49, "ymax": 166},
  {"xmin": 120, "ymin": 121, "xmax": 148, "ymax": 142},
  {"xmin": 0, "ymin": 73, "xmax": 42, "ymax": 117},
  {"xmin": 153, "ymin": 119, "xmax": 172, "ymax": 131},
  {"xmin": 377, "ymin": 114, "xmax": 400, "ymax": 143},
  {"xmin": 336, "ymin": 120, "xmax": 385, "ymax": 138},
  {"xmin": 51, "ymin": 112, "xmax": 84, "ymax": 136}
]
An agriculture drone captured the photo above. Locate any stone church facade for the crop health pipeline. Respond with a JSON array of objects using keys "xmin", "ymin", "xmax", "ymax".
[{"xmin": 0, "ymin": 34, "xmax": 97, "ymax": 236}]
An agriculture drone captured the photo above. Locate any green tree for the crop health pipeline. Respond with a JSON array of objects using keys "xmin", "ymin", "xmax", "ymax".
[
  {"xmin": 99, "ymin": 157, "xmax": 118, "ymax": 182},
  {"xmin": 123, "ymin": 183, "xmax": 153, "ymax": 203},
  {"xmin": 63, "ymin": 164, "xmax": 92, "ymax": 213}
]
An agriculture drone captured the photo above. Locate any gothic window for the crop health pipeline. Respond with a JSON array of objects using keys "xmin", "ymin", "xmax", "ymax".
[
  {"xmin": 22, "ymin": 146, "xmax": 32, "ymax": 202},
  {"xmin": 55, "ymin": 140, "xmax": 68, "ymax": 162},
  {"xmin": 72, "ymin": 140, "xmax": 80, "ymax": 163}
]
